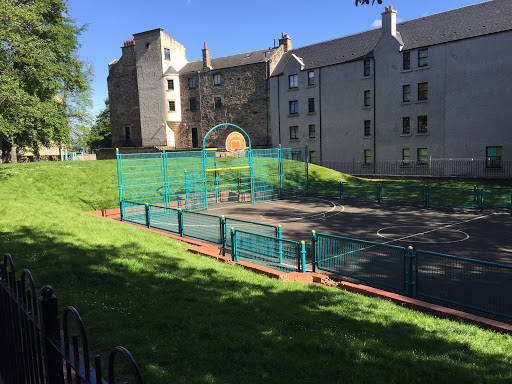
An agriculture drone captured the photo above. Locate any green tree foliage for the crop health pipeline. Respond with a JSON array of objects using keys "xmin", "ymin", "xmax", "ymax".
[
  {"xmin": 0, "ymin": 0, "xmax": 92, "ymax": 162},
  {"xmin": 85, "ymin": 98, "xmax": 111, "ymax": 151}
]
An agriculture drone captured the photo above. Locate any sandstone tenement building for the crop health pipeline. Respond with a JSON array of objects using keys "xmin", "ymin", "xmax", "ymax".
[{"xmin": 108, "ymin": 29, "xmax": 291, "ymax": 149}]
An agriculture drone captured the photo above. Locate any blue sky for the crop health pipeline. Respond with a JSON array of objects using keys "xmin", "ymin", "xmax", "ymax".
[{"xmin": 67, "ymin": 0, "xmax": 486, "ymax": 116}]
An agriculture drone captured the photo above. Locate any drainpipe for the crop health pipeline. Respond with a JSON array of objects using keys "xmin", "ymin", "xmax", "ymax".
[
  {"xmin": 277, "ymin": 74, "xmax": 281, "ymax": 144},
  {"xmin": 373, "ymin": 57, "xmax": 376, "ymax": 174},
  {"xmin": 319, "ymin": 67, "xmax": 323, "ymax": 166}
]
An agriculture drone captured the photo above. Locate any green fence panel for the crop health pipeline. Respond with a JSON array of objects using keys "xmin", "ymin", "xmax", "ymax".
[
  {"xmin": 314, "ymin": 233, "xmax": 406, "ymax": 291},
  {"xmin": 281, "ymin": 147, "xmax": 307, "ymax": 198},
  {"xmin": 182, "ymin": 211, "xmax": 222, "ymax": 244},
  {"xmin": 147, "ymin": 205, "xmax": 180, "ymax": 234},
  {"xmin": 428, "ymin": 186, "xmax": 477, "ymax": 208},
  {"xmin": 122, "ymin": 200, "xmax": 147, "ymax": 225},
  {"xmin": 381, "ymin": 184, "xmax": 426, "ymax": 205},
  {"xmin": 225, "ymin": 218, "xmax": 278, "ymax": 247},
  {"xmin": 308, "ymin": 181, "xmax": 340, "ymax": 197},
  {"xmin": 233, "ymin": 230, "xmax": 302, "ymax": 273},
  {"xmin": 415, "ymin": 250, "xmax": 512, "ymax": 318},
  {"xmin": 341, "ymin": 182, "xmax": 379, "ymax": 201},
  {"xmin": 481, "ymin": 187, "xmax": 512, "ymax": 208},
  {"xmin": 119, "ymin": 153, "xmax": 165, "ymax": 205}
]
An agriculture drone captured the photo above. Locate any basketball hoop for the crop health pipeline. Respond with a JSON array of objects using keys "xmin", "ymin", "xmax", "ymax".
[{"xmin": 225, "ymin": 132, "xmax": 246, "ymax": 152}]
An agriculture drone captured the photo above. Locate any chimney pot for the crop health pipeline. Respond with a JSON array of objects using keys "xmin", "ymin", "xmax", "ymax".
[
  {"xmin": 389, "ymin": 5, "xmax": 393, "ymax": 11},
  {"xmin": 282, "ymin": 32, "xmax": 285, "ymax": 38},
  {"xmin": 204, "ymin": 42, "xmax": 207, "ymax": 49},
  {"xmin": 385, "ymin": 6, "xmax": 388, "ymax": 11}
]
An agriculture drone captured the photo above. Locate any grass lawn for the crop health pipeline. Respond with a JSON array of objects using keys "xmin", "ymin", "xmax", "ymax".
[{"xmin": 1, "ymin": 160, "xmax": 511, "ymax": 383}]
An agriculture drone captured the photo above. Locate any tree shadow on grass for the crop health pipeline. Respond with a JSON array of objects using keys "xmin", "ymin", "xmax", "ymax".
[{"xmin": 2, "ymin": 226, "xmax": 511, "ymax": 384}]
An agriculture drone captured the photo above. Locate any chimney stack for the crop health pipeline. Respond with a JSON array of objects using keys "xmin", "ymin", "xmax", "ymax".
[
  {"xmin": 278, "ymin": 33, "xmax": 292, "ymax": 52},
  {"xmin": 202, "ymin": 42, "xmax": 211, "ymax": 71},
  {"xmin": 381, "ymin": 5, "xmax": 397, "ymax": 38}
]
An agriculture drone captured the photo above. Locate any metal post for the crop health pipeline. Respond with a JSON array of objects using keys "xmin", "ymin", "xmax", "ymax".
[
  {"xmin": 277, "ymin": 225, "xmax": 283, "ymax": 263},
  {"xmin": 162, "ymin": 148, "xmax": 169, "ymax": 208},
  {"xmin": 377, "ymin": 183, "xmax": 382, "ymax": 203},
  {"xmin": 39, "ymin": 286, "xmax": 64, "ymax": 384},
  {"xmin": 300, "ymin": 241, "xmax": 306, "ymax": 273},
  {"xmin": 339, "ymin": 182, "xmax": 343, "ymax": 199},
  {"xmin": 278, "ymin": 144, "xmax": 283, "ymax": 199},
  {"xmin": 184, "ymin": 171, "xmax": 189, "ymax": 210},
  {"xmin": 230, "ymin": 227, "xmax": 237, "ymax": 262},
  {"xmin": 406, "ymin": 246, "xmax": 415, "ymax": 297},
  {"xmin": 221, "ymin": 216, "xmax": 226, "ymax": 255},
  {"xmin": 116, "ymin": 148, "xmax": 124, "ymax": 215},
  {"xmin": 305, "ymin": 145, "xmax": 309, "ymax": 195},
  {"xmin": 178, "ymin": 209, "xmax": 184, "ymax": 236},
  {"xmin": 249, "ymin": 147, "xmax": 255, "ymax": 203},
  {"xmin": 145, "ymin": 203, "xmax": 150, "ymax": 228},
  {"xmin": 311, "ymin": 230, "xmax": 317, "ymax": 272},
  {"xmin": 424, "ymin": 185, "xmax": 429, "ymax": 208}
]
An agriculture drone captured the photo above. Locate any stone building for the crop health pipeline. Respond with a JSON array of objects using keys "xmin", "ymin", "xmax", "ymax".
[
  {"xmin": 108, "ymin": 29, "xmax": 290, "ymax": 149},
  {"xmin": 269, "ymin": 0, "xmax": 512, "ymax": 167}
]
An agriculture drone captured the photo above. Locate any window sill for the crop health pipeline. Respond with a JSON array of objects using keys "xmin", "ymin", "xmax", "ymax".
[
  {"xmin": 307, "ymin": 138, "xmax": 317, "ymax": 141},
  {"xmin": 362, "ymin": 106, "xmax": 372, "ymax": 110},
  {"xmin": 416, "ymin": 99, "xmax": 429, "ymax": 104},
  {"xmin": 287, "ymin": 88, "xmax": 299, "ymax": 92},
  {"xmin": 416, "ymin": 65, "xmax": 430, "ymax": 71},
  {"xmin": 401, "ymin": 101, "xmax": 412, "ymax": 105},
  {"xmin": 307, "ymin": 112, "xmax": 316, "ymax": 115},
  {"xmin": 288, "ymin": 138, "xmax": 300, "ymax": 142},
  {"xmin": 400, "ymin": 134, "xmax": 411, "ymax": 137},
  {"xmin": 307, "ymin": 85, "xmax": 316, "ymax": 88},
  {"xmin": 288, "ymin": 114, "xmax": 299, "ymax": 117},
  {"xmin": 362, "ymin": 135, "xmax": 372, "ymax": 139},
  {"xmin": 400, "ymin": 69, "xmax": 412, "ymax": 73},
  {"xmin": 361, "ymin": 75, "xmax": 373, "ymax": 80},
  {"xmin": 416, "ymin": 132, "xmax": 429, "ymax": 136}
]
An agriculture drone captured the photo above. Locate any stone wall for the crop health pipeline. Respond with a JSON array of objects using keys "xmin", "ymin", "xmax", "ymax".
[
  {"xmin": 107, "ymin": 45, "xmax": 142, "ymax": 147},
  {"xmin": 176, "ymin": 62, "xmax": 270, "ymax": 149}
]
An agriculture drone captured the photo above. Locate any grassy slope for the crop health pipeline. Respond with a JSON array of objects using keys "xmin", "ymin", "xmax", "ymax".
[{"xmin": 1, "ymin": 160, "xmax": 511, "ymax": 383}]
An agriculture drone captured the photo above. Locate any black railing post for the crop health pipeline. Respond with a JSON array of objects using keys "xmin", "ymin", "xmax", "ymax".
[
  {"xmin": 406, "ymin": 247, "xmax": 416, "ymax": 297},
  {"xmin": 39, "ymin": 285, "xmax": 64, "ymax": 384}
]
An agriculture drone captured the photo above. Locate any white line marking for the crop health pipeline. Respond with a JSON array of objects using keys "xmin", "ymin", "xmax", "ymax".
[{"xmin": 377, "ymin": 226, "xmax": 469, "ymax": 244}]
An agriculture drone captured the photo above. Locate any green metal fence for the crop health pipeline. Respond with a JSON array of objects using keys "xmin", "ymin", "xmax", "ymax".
[
  {"xmin": 231, "ymin": 229, "xmax": 306, "ymax": 273},
  {"xmin": 147, "ymin": 205, "xmax": 180, "ymax": 234},
  {"xmin": 415, "ymin": 250, "xmax": 512, "ymax": 318},
  {"xmin": 117, "ymin": 145, "xmax": 308, "ymax": 211},
  {"xmin": 312, "ymin": 232, "xmax": 406, "ymax": 291},
  {"xmin": 224, "ymin": 218, "xmax": 278, "ymax": 248},
  {"xmin": 182, "ymin": 210, "xmax": 222, "ymax": 244},
  {"xmin": 307, "ymin": 181, "xmax": 512, "ymax": 212}
]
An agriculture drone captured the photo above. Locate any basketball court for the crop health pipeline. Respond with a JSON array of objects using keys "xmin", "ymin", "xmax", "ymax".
[{"xmin": 202, "ymin": 197, "xmax": 512, "ymax": 266}]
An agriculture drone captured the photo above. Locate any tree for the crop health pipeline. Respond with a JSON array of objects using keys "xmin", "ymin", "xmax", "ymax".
[
  {"xmin": 0, "ymin": 0, "xmax": 92, "ymax": 162},
  {"xmin": 355, "ymin": 0, "xmax": 383, "ymax": 5},
  {"xmin": 84, "ymin": 98, "xmax": 111, "ymax": 151}
]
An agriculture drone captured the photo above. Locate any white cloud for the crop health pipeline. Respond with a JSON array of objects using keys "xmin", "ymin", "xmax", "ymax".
[{"xmin": 370, "ymin": 19, "xmax": 382, "ymax": 28}]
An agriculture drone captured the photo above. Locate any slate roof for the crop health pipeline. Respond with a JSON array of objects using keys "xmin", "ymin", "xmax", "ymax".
[
  {"xmin": 179, "ymin": 48, "xmax": 278, "ymax": 73},
  {"xmin": 271, "ymin": 0, "xmax": 512, "ymax": 76},
  {"xmin": 164, "ymin": 66, "xmax": 178, "ymax": 75}
]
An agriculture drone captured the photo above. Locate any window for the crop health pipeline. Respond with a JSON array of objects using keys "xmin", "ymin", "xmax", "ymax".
[
  {"xmin": 189, "ymin": 98, "xmax": 197, "ymax": 112},
  {"xmin": 418, "ymin": 82, "xmax": 428, "ymax": 101},
  {"xmin": 291, "ymin": 151, "xmax": 302, "ymax": 161},
  {"xmin": 363, "ymin": 59, "xmax": 371, "ymax": 76},
  {"xmin": 402, "ymin": 84, "xmax": 411, "ymax": 102},
  {"xmin": 402, "ymin": 117, "xmax": 410, "ymax": 134},
  {"xmin": 188, "ymin": 77, "xmax": 196, "ymax": 89},
  {"xmin": 168, "ymin": 100, "xmax": 175, "ymax": 112},
  {"xmin": 309, "ymin": 151, "xmax": 316, "ymax": 164},
  {"xmin": 402, "ymin": 148, "xmax": 410, "ymax": 164},
  {"xmin": 191, "ymin": 127, "xmax": 198, "ymax": 148},
  {"xmin": 308, "ymin": 71, "xmax": 315, "ymax": 86},
  {"xmin": 124, "ymin": 126, "xmax": 130, "ymax": 140},
  {"xmin": 418, "ymin": 115, "xmax": 428, "ymax": 133},
  {"xmin": 308, "ymin": 98, "xmax": 315, "ymax": 113},
  {"xmin": 309, "ymin": 124, "xmax": 316, "ymax": 139},
  {"xmin": 214, "ymin": 97, "xmax": 222, "ymax": 109},
  {"xmin": 213, "ymin": 74, "xmax": 222, "ymax": 86},
  {"xmin": 364, "ymin": 90, "xmax": 371, "ymax": 107},
  {"xmin": 418, "ymin": 49, "xmax": 428, "ymax": 67},
  {"xmin": 289, "ymin": 100, "xmax": 298, "ymax": 114},
  {"xmin": 164, "ymin": 48, "xmax": 170, "ymax": 60},
  {"xmin": 364, "ymin": 120, "xmax": 371, "ymax": 136},
  {"xmin": 167, "ymin": 79, "xmax": 174, "ymax": 90},
  {"xmin": 417, "ymin": 148, "xmax": 428, "ymax": 164},
  {"xmin": 289, "ymin": 74, "xmax": 298, "ymax": 89},
  {"xmin": 486, "ymin": 146, "xmax": 502, "ymax": 168},
  {"xmin": 403, "ymin": 52, "xmax": 411, "ymax": 70},
  {"xmin": 364, "ymin": 149, "xmax": 371, "ymax": 165},
  {"xmin": 289, "ymin": 126, "xmax": 298, "ymax": 139}
]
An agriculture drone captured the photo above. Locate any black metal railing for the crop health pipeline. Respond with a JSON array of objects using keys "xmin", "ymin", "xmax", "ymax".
[
  {"xmin": 323, "ymin": 159, "xmax": 512, "ymax": 178},
  {"xmin": 0, "ymin": 254, "xmax": 144, "ymax": 384}
]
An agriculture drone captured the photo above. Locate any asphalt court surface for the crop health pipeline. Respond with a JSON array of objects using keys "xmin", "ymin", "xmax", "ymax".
[{"xmin": 203, "ymin": 197, "xmax": 512, "ymax": 266}]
